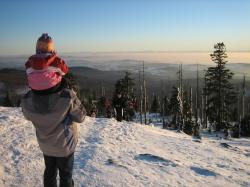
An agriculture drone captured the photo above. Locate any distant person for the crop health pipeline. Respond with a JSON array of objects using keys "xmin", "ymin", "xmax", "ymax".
[
  {"xmin": 126, "ymin": 100, "xmax": 135, "ymax": 121},
  {"xmin": 113, "ymin": 93, "xmax": 125, "ymax": 122},
  {"xmin": 21, "ymin": 34, "xmax": 86, "ymax": 187},
  {"xmin": 90, "ymin": 108, "xmax": 97, "ymax": 118},
  {"xmin": 106, "ymin": 106, "xmax": 112, "ymax": 118},
  {"xmin": 25, "ymin": 33, "xmax": 68, "ymax": 91},
  {"xmin": 89, "ymin": 104, "xmax": 97, "ymax": 118},
  {"xmin": 104, "ymin": 98, "xmax": 112, "ymax": 118}
]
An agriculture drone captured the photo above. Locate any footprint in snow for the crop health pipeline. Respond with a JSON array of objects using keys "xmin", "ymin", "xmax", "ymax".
[
  {"xmin": 192, "ymin": 139, "xmax": 202, "ymax": 143},
  {"xmin": 0, "ymin": 115, "xmax": 9, "ymax": 122},
  {"xmin": 216, "ymin": 163, "xmax": 229, "ymax": 169},
  {"xmin": 106, "ymin": 158, "xmax": 128, "ymax": 169},
  {"xmin": 135, "ymin": 153, "xmax": 178, "ymax": 167},
  {"xmin": 245, "ymin": 153, "xmax": 250, "ymax": 157},
  {"xmin": 220, "ymin": 143, "xmax": 240, "ymax": 152},
  {"xmin": 190, "ymin": 166, "xmax": 217, "ymax": 177},
  {"xmin": 220, "ymin": 142, "xmax": 231, "ymax": 148}
]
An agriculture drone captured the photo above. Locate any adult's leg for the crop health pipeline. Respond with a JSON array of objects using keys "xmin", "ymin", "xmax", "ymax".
[
  {"xmin": 43, "ymin": 154, "xmax": 58, "ymax": 187},
  {"xmin": 57, "ymin": 152, "xmax": 74, "ymax": 187}
]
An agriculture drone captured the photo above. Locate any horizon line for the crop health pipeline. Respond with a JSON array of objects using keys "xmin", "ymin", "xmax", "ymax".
[
  {"xmin": 62, "ymin": 50, "xmax": 250, "ymax": 54},
  {"xmin": 1, "ymin": 50, "xmax": 249, "ymax": 57}
]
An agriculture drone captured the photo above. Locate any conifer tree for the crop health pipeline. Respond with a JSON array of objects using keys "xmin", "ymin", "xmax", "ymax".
[
  {"xmin": 150, "ymin": 94, "xmax": 160, "ymax": 113},
  {"xmin": 113, "ymin": 72, "xmax": 136, "ymax": 121},
  {"xmin": 114, "ymin": 72, "xmax": 136, "ymax": 99},
  {"xmin": 204, "ymin": 43, "xmax": 236, "ymax": 131},
  {"xmin": 239, "ymin": 115, "xmax": 250, "ymax": 137},
  {"xmin": 183, "ymin": 89, "xmax": 195, "ymax": 135},
  {"xmin": 177, "ymin": 87, "xmax": 183, "ymax": 131},
  {"xmin": 163, "ymin": 96, "xmax": 170, "ymax": 116},
  {"xmin": 122, "ymin": 72, "xmax": 136, "ymax": 98},
  {"xmin": 64, "ymin": 72, "xmax": 81, "ymax": 98},
  {"xmin": 162, "ymin": 96, "xmax": 170, "ymax": 129},
  {"xmin": 169, "ymin": 86, "xmax": 181, "ymax": 129}
]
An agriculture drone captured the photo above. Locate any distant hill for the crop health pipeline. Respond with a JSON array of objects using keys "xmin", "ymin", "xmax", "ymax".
[
  {"xmin": 0, "ymin": 54, "xmax": 249, "ymax": 79},
  {"xmin": 0, "ymin": 68, "xmax": 26, "ymax": 85},
  {"xmin": 1, "ymin": 62, "xmax": 250, "ymax": 99}
]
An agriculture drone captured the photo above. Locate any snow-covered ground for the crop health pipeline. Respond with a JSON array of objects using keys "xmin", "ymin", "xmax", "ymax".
[{"xmin": 0, "ymin": 107, "xmax": 250, "ymax": 187}]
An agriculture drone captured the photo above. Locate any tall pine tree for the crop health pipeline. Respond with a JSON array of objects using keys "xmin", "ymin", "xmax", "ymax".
[
  {"xmin": 169, "ymin": 86, "xmax": 182, "ymax": 129},
  {"xmin": 204, "ymin": 43, "xmax": 236, "ymax": 131},
  {"xmin": 183, "ymin": 89, "xmax": 195, "ymax": 135},
  {"xmin": 113, "ymin": 72, "xmax": 136, "ymax": 121}
]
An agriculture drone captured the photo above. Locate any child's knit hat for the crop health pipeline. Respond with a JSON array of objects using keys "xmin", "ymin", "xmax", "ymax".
[{"xmin": 36, "ymin": 33, "xmax": 55, "ymax": 54}]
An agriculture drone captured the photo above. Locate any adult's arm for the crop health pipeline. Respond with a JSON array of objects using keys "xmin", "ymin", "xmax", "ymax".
[{"xmin": 69, "ymin": 91, "xmax": 86, "ymax": 123}]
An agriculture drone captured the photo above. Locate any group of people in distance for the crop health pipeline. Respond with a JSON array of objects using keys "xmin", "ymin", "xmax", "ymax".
[
  {"xmin": 89, "ymin": 93, "xmax": 136, "ymax": 122},
  {"xmin": 112, "ymin": 93, "xmax": 136, "ymax": 122}
]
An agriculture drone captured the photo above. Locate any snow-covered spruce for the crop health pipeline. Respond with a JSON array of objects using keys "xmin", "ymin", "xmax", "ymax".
[{"xmin": 0, "ymin": 107, "xmax": 250, "ymax": 187}]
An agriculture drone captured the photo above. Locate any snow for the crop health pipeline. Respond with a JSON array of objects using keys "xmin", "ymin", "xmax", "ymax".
[{"xmin": 0, "ymin": 107, "xmax": 250, "ymax": 187}]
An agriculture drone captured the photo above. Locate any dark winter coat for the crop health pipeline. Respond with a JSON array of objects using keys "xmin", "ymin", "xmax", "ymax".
[
  {"xmin": 113, "ymin": 97, "xmax": 126, "ymax": 121},
  {"xmin": 21, "ymin": 88, "xmax": 86, "ymax": 157}
]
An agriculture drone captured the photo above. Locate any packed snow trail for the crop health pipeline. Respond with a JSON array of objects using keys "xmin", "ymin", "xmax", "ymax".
[{"xmin": 0, "ymin": 107, "xmax": 250, "ymax": 187}]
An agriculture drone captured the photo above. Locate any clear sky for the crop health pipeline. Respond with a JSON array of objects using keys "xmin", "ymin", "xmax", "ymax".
[{"xmin": 0, "ymin": 0, "xmax": 249, "ymax": 55}]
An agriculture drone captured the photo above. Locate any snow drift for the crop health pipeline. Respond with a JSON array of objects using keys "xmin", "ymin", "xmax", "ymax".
[{"xmin": 0, "ymin": 107, "xmax": 249, "ymax": 187}]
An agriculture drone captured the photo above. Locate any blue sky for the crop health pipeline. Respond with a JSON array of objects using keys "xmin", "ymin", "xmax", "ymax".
[{"xmin": 0, "ymin": 0, "xmax": 249, "ymax": 55}]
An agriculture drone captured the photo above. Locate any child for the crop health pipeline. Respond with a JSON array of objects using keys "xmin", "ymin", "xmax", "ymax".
[{"xmin": 25, "ymin": 33, "xmax": 68, "ymax": 91}]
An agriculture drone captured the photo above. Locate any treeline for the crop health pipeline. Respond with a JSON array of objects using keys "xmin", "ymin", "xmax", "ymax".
[
  {"xmin": 1, "ymin": 43, "xmax": 249, "ymax": 137},
  {"xmin": 86, "ymin": 42, "xmax": 249, "ymax": 138},
  {"xmin": 149, "ymin": 43, "xmax": 250, "ymax": 138}
]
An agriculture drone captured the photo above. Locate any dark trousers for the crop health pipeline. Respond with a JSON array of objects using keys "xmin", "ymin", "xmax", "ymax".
[
  {"xmin": 115, "ymin": 108, "xmax": 123, "ymax": 122},
  {"xmin": 43, "ymin": 153, "xmax": 74, "ymax": 187}
]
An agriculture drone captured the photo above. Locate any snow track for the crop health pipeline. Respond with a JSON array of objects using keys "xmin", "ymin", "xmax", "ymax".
[{"xmin": 0, "ymin": 107, "xmax": 250, "ymax": 187}]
